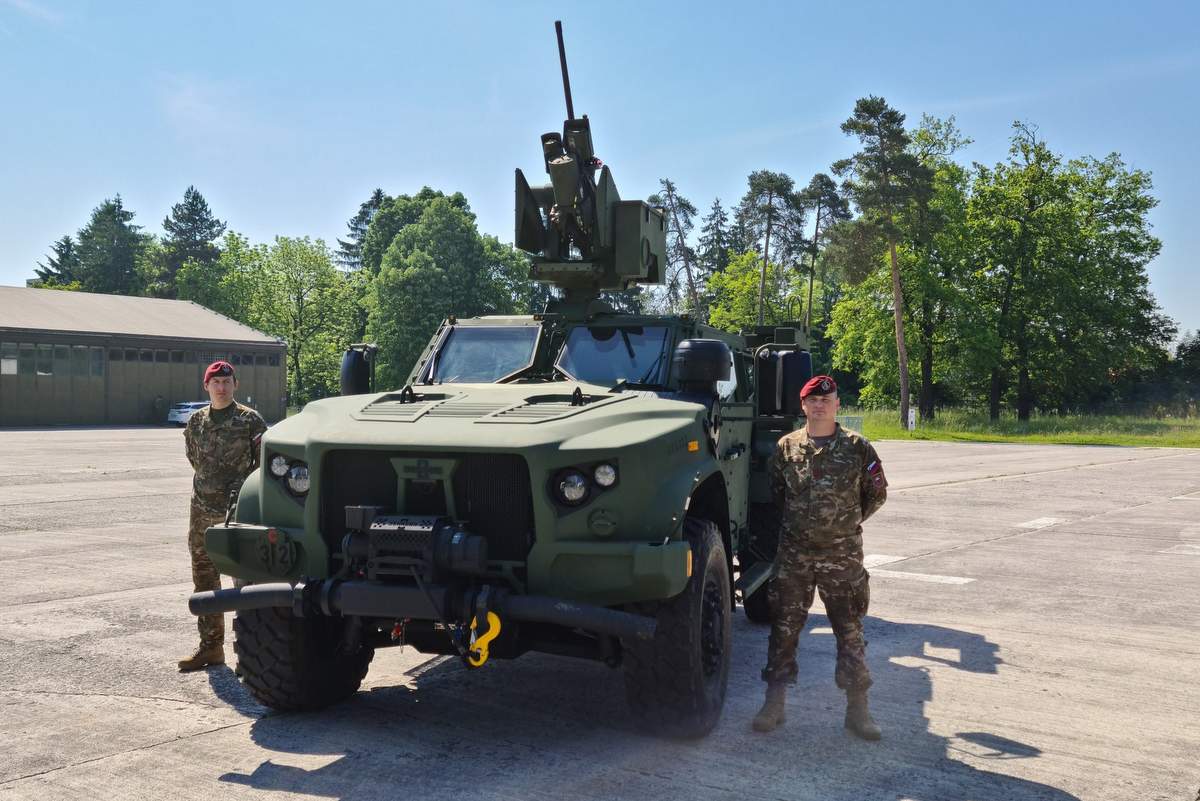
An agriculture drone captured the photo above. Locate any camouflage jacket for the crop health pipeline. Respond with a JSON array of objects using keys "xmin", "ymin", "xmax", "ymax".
[
  {"xmin": 769, "ymin": 424, "xmax": 888, "ymax": 548},
  {"xmin": 185, "ymin": 402, "xmax": 267, "ymax": 512}
]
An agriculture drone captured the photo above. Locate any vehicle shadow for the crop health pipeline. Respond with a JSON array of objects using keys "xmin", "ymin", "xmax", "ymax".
[{"xmin": 214, "ymin": 614, "xmax": 1082, "ymax": 801}]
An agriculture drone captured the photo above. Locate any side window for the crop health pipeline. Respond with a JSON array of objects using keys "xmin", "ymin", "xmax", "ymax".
[
  {"xmin": 19, "ymin": 344, "xmax": 35, "ymax": 375},
  {"xmin": 0, "ymin": 342, "xmax": 16, "ymax": 375},
  {"xmin": 71, "ymin": 345, "xmax": 88, "ymax": 377},
  {"xmin": 36, "ymin": 344, "xmax": 53, "ymax": 375},
  {"xmin": 91, "ymin": 347, "xmax": 104, "ymax": 377}
]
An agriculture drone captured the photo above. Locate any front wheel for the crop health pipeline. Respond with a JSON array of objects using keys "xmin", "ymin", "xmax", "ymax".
[
  {"xmin": 622, "ymin": 517, "xmax": 731, "ymax": 738},
  {"xmin": 234, "ymin": 607, "xmax": 374, "ymax": 711}
]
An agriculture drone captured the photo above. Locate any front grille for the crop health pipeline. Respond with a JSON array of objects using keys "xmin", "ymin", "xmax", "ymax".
[{"xmin": 320, "ymin": 451, "xmax": 534, "ymax": 562}]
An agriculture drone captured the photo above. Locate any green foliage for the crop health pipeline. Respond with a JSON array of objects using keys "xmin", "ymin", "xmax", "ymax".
[
  {"xmin": 856, "ymin": 407, "xmax": 1200, "ymax": 448},
  {"xmin": 360, "ymin": 187, "xmax": 471, "ymax": 274},
  {"xmin": 336, "ymin": 188, "xmax": 389, "ymax": 271},
  {"xmin": 367, "ymin": 197, "xmax": 529, "ymax": 385},
  {"xmin": 707, "ymin": 251, "xmax": 802, "ymax": 333},
  {"xmin": 75, "ymin": 196, "xmax": 149, "ymax": 295},
  {"xmin": 34, "ymin": 236, "xmax": 80, "ymax": 286},
  {"xmin": 158, "ymin": 186, "xmax": 226, "ymax": 297},
  {"xmin": 697, "ymin": 198, "xmax": 730, "ymax": 275}
]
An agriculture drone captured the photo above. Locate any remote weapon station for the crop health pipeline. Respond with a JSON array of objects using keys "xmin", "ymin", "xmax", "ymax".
[{"xmin": 190, "ymin": 22, "xmax": 813, "ymax": 738}]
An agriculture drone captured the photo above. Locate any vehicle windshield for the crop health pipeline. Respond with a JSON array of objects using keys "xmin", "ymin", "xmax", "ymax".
[
  {"xmin": 430, "ymin": 326, "xmax": 539, "ymax": 383},
  {"xmin": 556, "ymin": 326, "xmax": 671, "ymax": 385}
]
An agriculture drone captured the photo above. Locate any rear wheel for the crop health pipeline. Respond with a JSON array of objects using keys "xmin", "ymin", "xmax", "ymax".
[
  {"xmin": 234, "ymin": 607, "xmax": 374, "ymax": 711},
  {"xmin": 622, "ymin": 517, "xmax": 731, "ymax": 738}
]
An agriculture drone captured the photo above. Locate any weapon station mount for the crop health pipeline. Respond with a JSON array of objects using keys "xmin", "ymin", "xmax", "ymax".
[{"xmin": 514, "ymin": 21, "xmax": 667, "ymax": 312}]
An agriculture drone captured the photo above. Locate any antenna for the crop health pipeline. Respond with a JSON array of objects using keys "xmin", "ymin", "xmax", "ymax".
[{"xmin": 555, "ymin": 20, "xmax": 575, "ymax": 120}]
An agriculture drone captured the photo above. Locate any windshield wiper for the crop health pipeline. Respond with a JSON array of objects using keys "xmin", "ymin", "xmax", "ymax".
[
  {"xmin": 619, "ymin": 328, "xmax": 636, "ymax": 360},
  {"xmin": 635, "ymin": 346, "xmax": 667, "ymax": 385}
]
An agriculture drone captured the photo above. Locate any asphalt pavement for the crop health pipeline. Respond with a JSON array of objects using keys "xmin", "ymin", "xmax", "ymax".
[{"xmin": 0, "ymin": 428, "xmax": 1197, "ymax": 801}]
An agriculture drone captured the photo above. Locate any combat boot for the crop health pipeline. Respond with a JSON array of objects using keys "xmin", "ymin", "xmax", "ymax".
[
  {"xmin": 177, "ymin": 643, "xmax": 225, "ymax": 672},
  {"xmin": 751, "ymin": 683, "xmax": 787, "ymax": 732},
  {"xmin": 845, "ymin": 689, "xmax": 881, "ymax": 740}
]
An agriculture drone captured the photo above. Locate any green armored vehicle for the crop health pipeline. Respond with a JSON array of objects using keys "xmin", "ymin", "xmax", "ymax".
[{"xmin": 190, "ymin": 24, "xmax": 814, "ymax": 738}]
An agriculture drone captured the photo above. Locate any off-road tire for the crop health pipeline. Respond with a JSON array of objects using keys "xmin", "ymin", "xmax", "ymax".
[
  {"xmin": 233, "ymin": 607, "xmax": 374, "ymax": 712},
  {"xmin": 622, "ymin": 517, "xmax": 731, "ymax": 738}
]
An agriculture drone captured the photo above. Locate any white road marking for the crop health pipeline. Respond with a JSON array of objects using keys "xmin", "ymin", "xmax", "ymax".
[
  {"xmin": 871, "ymin": 568, "xmax": 975, "ymax": 585},
  {"xmin": 1015, "ymin": 517, "xmax": 1068, "ymax": 529},
  {"xmin": 1159, "ymin": 543, "xmax": 1200, "ymax": 556},
  {"xmin": 864, "ymin": 554, "xmax": 975, "ymax": 584},
  {"xmin": 1170, "ymin": 492, "xmax": 1200, "ymax": 500}
]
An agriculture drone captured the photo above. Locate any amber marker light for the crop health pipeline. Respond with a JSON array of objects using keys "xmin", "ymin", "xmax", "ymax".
[{"xmin": 687, "ymin": 440, "xmax": 700, "ymax": 452}]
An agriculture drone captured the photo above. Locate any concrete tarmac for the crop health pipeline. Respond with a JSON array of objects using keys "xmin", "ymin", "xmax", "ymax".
[{"xmin": 0, "ymin": 428, "xmax": 1196, "ymax": 801}]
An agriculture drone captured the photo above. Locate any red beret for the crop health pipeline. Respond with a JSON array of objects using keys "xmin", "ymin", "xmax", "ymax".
[
  {"xmin": 203, "ymin": 360, "xmax": 235, "ymax": 383},
  {"xmin": 800, "ymin": 375, "xmax": 837, "ymax": 399}
]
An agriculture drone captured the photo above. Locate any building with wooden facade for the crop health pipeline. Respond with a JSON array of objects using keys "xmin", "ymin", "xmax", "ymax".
[{"xmin": 0, "ymin": 287, "xmax": 287, "ymax": 426}]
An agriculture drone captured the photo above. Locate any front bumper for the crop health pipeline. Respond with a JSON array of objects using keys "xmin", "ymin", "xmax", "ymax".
[
  {"xmin": 189, "ymin": 579, "xmax": 657, "ymax": 643},
  {"xmin": 204, "ymin": 523, "xmax": 693, "ymax": 604}
]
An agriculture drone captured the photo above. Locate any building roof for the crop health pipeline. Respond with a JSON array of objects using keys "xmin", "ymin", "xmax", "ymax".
[{"xmin": 0, "ymin": 286, "xmax": 281, "ymax": 345}]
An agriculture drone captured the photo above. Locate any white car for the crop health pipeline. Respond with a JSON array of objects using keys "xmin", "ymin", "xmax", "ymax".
[{"xmin": 167, "ymin": 401, "xmax": 209, "ymax": 426}]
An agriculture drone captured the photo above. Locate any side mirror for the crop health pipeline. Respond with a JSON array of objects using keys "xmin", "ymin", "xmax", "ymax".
[
  {"xmin": 340, "ymin": 344, "xmax": 378, "ymax": 396},
  {"xmin": 673, "ymin": 339, "xmax": 732, "ymax": 395}
]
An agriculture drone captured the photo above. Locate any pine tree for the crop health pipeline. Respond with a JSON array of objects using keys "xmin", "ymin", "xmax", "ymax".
[
  {"xmin": 161, "ymin": 186, "xmax": 226, "ymax": 296},
  {"xmin": 739, "ymin": 171, "xmax": 802, "ymax": 325},
  {"xmin": 797, "ymin": 174, "xmax": 851, "ymax": 329},
  {"xmin": 75, "ymin": 196, "xmax": 149, "ymax": 295},
  {"xmin": 697, "ymin": 199, "xmax": 730, "ymax": 275},
  {"xmin": 648, "ymin": 179, "xmax": 701, "ymax": 315},
  {"xmin": 337, "ymin": 188, "xmax": 389, "ymax": 270},
  {"xmin": 34, "ymin": 235, "xmax": 80, "ymax": 286},
  {"xmin": 833, "ymin": 96, "xmax": 931, "ymax": 426}
]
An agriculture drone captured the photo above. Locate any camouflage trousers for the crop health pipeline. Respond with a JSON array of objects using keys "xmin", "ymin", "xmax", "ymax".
[
  {"xmin": 762, "ymin": 535, "xmax": 872, "ymax": 691},
  {"xmin": 188, "ymin": 497, "xmax": 226, "ymax": 648}
]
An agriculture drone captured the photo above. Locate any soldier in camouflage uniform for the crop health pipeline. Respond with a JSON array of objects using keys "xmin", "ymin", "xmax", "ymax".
[
  {"xmin": 178, "ymin": 360, "xmax": 267, "ymax": 671},
  {"xmin": 752, "ymin": 375, "xmax": 888, "ymax": 739}
]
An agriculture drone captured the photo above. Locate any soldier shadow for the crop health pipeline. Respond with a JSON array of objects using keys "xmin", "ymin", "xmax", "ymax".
[{"xmin": 747, "ymin": 611, "xmax": 1083, "ymax": 801}]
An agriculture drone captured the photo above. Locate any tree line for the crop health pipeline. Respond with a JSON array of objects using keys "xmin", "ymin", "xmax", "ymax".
[{"xmin": 29, "ymin": 96, "xmax": 1197, "ymax": 417}]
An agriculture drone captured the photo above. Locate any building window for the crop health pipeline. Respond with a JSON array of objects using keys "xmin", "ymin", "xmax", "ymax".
[
  {"xmin": 0, "ymin": 342, "xmax": 16, "ymax": 375},
  {"xmin": 54, "ymin": 345, "xmax": 70, "ymax": 366},
  {"xmin": 268, "ymin": 355, "xmax": 279, "ymax": 367},
  {"xmin": 140, "ymin": 350, "xmax": 153, "ymax": 363},
  {"xmin": 19, "ymin": 344, "xmax": 35, "ymax": 375},
  {"xmin": 171, "ymin": 350, "xmax": 184, "ymax": 363},
  {"xmin": 126, "ymin": 349, "xmax": 138, "ymax": 362},
  {"xmin": 109, "ymin": 349, "xmax": 123, "ymax": 361},
  {"xmin": 230, "ymin": 354, "xmax": 240, "ymax": 365},
  {"xmin": 91, "ymin": 347, "xmax": 104, "ymax": 377},
  {"xmin": 255, "ymin": 354, "xmax": 268, "ymax": 366},
  {"xmin": 186, "ymin": 351, "xmax": 197, "ymax": 363},
  {"xmin": 36, "ymin": 344, "xmax": 53, "ymax": 375},
  {"xmin": 155, "ymin": 350, "xmax": 168, "ymax": 363},
  {"xmin": 72, "ymin": 346, "xmax": 89, "ymax": 377}
]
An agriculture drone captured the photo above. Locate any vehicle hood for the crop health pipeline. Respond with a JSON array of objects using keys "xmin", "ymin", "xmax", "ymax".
[{"xmin": 268, "ymin": 383, "xmax": 708, "ymax": 453}]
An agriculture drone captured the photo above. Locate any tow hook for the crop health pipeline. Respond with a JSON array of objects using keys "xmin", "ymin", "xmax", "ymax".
[
  {"xmin": 467, "ymin": 612, "xmax": 502, "ymax": 667},
  {"xmin": 465, "ymin": 585, "xmax": 502, "ymax": 668}
]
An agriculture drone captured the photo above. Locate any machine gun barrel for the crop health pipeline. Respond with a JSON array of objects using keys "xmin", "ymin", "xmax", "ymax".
[{"xmin": 555, "ymin": 20, "xmax": 575, "ymax": 120}]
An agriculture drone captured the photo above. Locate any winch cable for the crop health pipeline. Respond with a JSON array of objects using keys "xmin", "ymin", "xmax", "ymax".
[{"xmin": 408, "ymin": 566, "xmax": 470, "ymax": 661}]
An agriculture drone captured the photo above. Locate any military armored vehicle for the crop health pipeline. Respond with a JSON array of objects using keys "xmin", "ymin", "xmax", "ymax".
[{"xmin": 190, "ymin": 23, "xmax": 813, "ymax": 738}]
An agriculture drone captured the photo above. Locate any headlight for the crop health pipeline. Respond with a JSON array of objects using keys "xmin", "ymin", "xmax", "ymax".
[
  {"xmin": 269, "ymin": 454, "xmax": 290, "ymax": 478},
  {"xmin": 557, "ymin": 470, "xmax": 589, "ymax": 505},
  {"xmin": 593, "ymin": 463, "xmax": 617, "ymax": 487},
  {"xmin": 285, "ymin": 464, "xmax": 310, "ymax": 495}
]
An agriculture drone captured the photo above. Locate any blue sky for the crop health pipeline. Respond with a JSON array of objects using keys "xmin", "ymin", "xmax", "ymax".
[{"xmin": 2, "ymin": 1, "xmax": 1197, "ymax": 337}]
